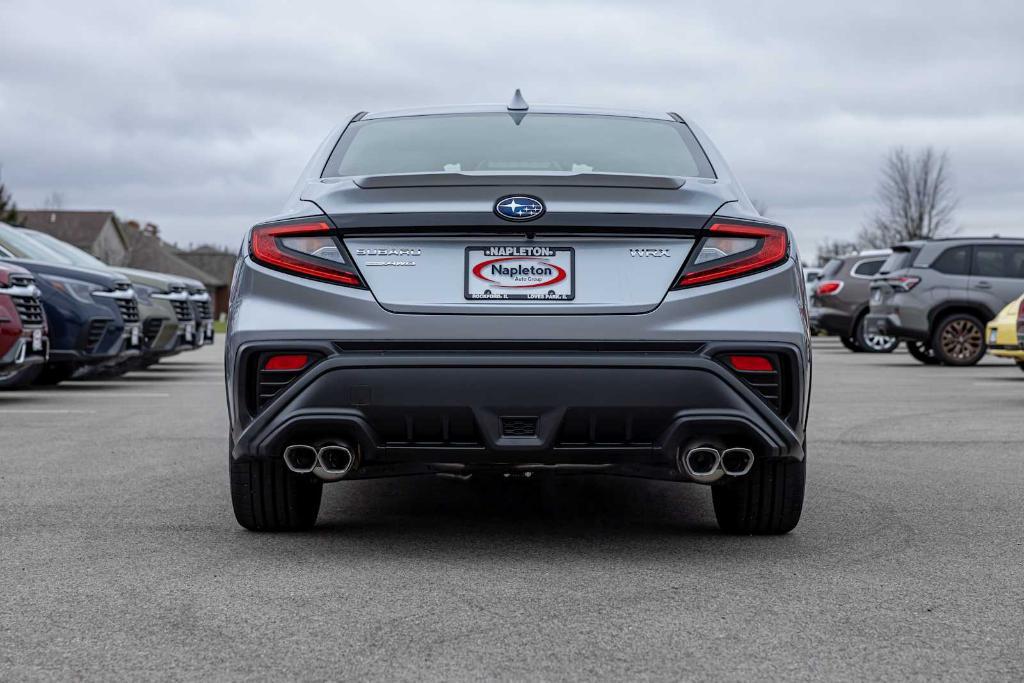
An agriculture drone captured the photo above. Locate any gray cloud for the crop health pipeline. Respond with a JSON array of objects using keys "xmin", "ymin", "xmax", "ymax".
[{"xmin": 1, "ymin": 0, "xmax": 1023, "ymax": 255}]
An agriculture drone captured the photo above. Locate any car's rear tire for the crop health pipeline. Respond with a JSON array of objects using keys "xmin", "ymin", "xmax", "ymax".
[
  {"xmin": 34, "ymin": 362, "xmax": 78, "ymax": 386},
  {"xmin": 229, "ymin": 457, "xmax": 323, "ymax": 531},
  {"xmin": 0, "ymin": 364, "xmax": 43, "ymax": 390},
  {"xmin": 839, "ymin": 335, "xmax": 863, "ymax": 352},
  {"xmin": 931, "ymin": 313, "xmax": 986, "ymax": 366},
  {"xmin": 907, "ymin": 341, "xmax": 941, "ymax": 365},
  {"xmin": 712, "ymin": 457, "xmax": 805, "ymax": 534},
  {"xmin": 1017, "ymin": 360, "xmax": 1024, "ymax": 373},
  {"xmin": 854, "ymin": 315, "xmax": 899, "ymax": 353}
]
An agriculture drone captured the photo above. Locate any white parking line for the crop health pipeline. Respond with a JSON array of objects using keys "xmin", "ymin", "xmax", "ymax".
[
  {"xmin": 0, "ymin": 409, "xmax": 97, "ymax": 414},
  {"xmin": 9, "ymin": 392, "xmax": 171, "ymax": 398}
]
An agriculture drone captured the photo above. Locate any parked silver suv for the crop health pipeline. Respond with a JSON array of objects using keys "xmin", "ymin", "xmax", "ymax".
[
  {"xmin": 226, "ymin": 99, "xmax": 810, "ymax": 534},
  {"xmin": 811, "ymin": 250, "xmax": 898, "ymax": 352},
  {"xmin": 867, "ymin": 238, "xmax": 1024, "ymax": 365}
]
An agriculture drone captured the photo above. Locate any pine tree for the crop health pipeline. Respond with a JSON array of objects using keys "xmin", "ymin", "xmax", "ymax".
[{"xmin": 0, "ymin": 181, "xmax": 21, "ymax": 225}]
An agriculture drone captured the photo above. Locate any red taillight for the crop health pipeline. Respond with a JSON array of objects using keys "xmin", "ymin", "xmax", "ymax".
[
  {"xmin": 727, "ymin": 355, "xmax": 775, "ymax": 372},
  {"xmin": 250, "ymin": 221, "xmax": 362, "ymax": 287},
  {"xmin": 888, "ymin": 276, "xmax": 920, "ymax": 292},
  {"xmin": 676, "ymin": 222, "xmax": 789, "ymax": 288},
  {"xmin": 816, "ymin": 280, "xmax": 843, "ymax": 296},
  {"xmin": 263, "ymin": 354, "xmax": 309, "ymax": 371}
]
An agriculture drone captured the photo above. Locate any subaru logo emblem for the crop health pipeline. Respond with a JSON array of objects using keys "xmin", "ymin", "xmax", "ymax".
[{"xmin": 494, "ymin": 195, "xmax": 545, "ymax": 222}]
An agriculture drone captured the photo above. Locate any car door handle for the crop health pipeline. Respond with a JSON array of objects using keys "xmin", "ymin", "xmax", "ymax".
[{"xmin": 974, "ymin": 281, "xmax": 992, "ymax": 289}]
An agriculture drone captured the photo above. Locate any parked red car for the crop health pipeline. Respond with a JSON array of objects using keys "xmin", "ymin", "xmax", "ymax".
[{"xmin": 0, "ymin": 261, "xmax": 48, "ymax": 388}]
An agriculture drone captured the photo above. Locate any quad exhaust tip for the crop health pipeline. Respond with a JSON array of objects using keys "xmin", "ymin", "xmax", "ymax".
[
  {"xmin": 679, "ymin": 446, "xmax": 756, "ymax": 481},
  {"xmin": 283, "ymin": 444, "xmax": 318, "ymax": 474},
  {"xmin": 680, "ymin": 446, "xmax": 722, "ymax": 482},
  {"xmin": 282, "ymin": 443, "xmax": 359, "ymax": 481},
  {"xmin": 720, "ymin": 447, "xmax": 755, "ymax": 476}
]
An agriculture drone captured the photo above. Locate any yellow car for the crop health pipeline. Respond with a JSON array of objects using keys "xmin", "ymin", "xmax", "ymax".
[{"xmin": 985, "ymin": 295, "xmax": 1024, "ymax": 371}]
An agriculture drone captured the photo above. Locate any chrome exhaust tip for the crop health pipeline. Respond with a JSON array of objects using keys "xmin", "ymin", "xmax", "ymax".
[
  {"xmin": 721, "ymin": 447, "xmax": 755, "ymax": 476},
  {"xmin": 314, "ymin": 444, "xmax": 358, "ymax": 481},
  {"xmin": 282, "ymin": 444, "xmax": 318, "ymax": 474},
  {"xmin": 679, "ymin": 446, "xmax": 722, "ymax": 482}
]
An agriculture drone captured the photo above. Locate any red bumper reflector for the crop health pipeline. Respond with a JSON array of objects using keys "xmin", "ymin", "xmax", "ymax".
[
  {"xmin": 263, "ymin": 354, "xmax": 309, "ymax": 371},
  {"xmin": 728, "ymin": 355, "xmax": 774, "ymax": 372}
]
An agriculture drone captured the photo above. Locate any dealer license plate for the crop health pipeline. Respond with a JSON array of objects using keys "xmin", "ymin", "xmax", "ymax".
[{"xmin": 465, "ymin": 246, "xmax": 574, "ymax": 301}]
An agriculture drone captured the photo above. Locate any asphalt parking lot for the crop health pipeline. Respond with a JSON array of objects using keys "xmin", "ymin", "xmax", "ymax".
[{"xmin": 2, "ymin": 338, "xmax": 1023, "ymax": 680}]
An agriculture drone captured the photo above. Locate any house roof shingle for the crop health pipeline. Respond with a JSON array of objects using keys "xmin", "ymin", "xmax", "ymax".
[
  {"xmin": 174, "ymin": 246, "xmax": 236, "ymax": 285},
  {"xmin": 18, "ymin": 210, "xmax": 121, "ymax": 250},
  {"xmin": 123, "ymin": 228, "xmax": 226, "ymax": 287}
]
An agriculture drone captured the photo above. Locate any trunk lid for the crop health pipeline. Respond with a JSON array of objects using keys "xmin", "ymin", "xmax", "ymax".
[{"xmin": 301, "ymin": 174, "xmax": 736, "ymax": 314}]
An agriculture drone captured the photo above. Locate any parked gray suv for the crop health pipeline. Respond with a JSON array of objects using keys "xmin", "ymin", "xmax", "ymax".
[
  {"xmin": 867, "ymin": 238, "xmax": 1024, "ymax": 365},
  {"xmin": 226, "ymin": 99, "xmax": 810, "ymax": 534},
  {"xmin": 811, "ymin": 250, "xmax": 898, "ymax": 352}
]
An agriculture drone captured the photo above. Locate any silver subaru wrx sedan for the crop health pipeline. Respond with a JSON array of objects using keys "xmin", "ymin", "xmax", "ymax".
[{"xmin": 226, "ymin": 96, "xmax": 810, "ymax": 533}]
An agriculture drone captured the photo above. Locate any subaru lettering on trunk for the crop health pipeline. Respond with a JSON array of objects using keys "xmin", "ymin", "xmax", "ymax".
[{"xmin": 226, "ymin": 95, "xmax": 810, "ymax": 535}]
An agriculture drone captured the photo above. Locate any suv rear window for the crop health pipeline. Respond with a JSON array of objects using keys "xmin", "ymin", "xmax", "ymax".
[
  {"xmin": 821, "ymin": 259, "xmax": 843, "ymax": 279},
  {"xmin": 879, "ymin": 248, "xmax": 917, "ymax": 274},
  {"xmin": 851, "ymin": 259, "xmax": 884, "ymax": 277},
  {"xmin": 323, "ymin": 113, "xmax": 716, "ymax": 178},
  {"xmin": 972, "ymin": 245, "xmax": 1024, "ymax": 278}
]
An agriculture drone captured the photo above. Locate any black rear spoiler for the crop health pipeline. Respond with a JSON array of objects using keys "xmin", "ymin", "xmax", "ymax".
[{"xmin": 350, "ymin": 171, "xmax": 686, "ymax": 190}]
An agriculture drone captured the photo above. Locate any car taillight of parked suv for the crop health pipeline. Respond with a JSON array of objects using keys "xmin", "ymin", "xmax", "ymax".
[
  {"xmin": 867, "ymin": 238, "xmax": 1024, "ymax": 366},
  {"xmin": 0, "ymin": 262, "xmax": 48, "ymax": 389},
  {"xmin": 225, "ymin": 99, "xmax": 810, "ymax": 534},
  {"xmin": 0, "ymin": 222, "xmax": 143, "ymax": 385},
  {"xmin": 810, "ymin": 249, "xmax": 898, "ymax": 353}
]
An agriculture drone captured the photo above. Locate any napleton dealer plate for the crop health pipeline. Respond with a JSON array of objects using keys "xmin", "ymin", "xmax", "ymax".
[{"xmin": 464, "ymin": 245, "xmax": 575, "ymax": 300}]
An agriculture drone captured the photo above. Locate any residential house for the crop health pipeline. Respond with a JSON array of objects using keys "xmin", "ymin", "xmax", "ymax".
[
  {"xmin": 121, "ymin": 222, "xmax": 230, "ymax": 318},
  {"xmin": 174, "ymin": 245, "xmax": 236, "ymax": 318},
  {"xmin": 19, "ymin": 210, "xmax": 129, "ymax": 265}
]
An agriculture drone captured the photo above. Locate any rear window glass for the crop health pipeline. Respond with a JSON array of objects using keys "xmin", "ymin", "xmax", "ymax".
[
  {"xmin": 821, "ymin": 259, "xmax": 843, "ymax": 279},
  {"xmin": 879, "ymin": 248, "xmax": 916, "ymax": 274},
  {"xmin": 972, "ymin": 245, "xmax": 1024, "ymax": 278},
  {"xmin": 851, "ymin": 259, "xmax": 884, "ymax": 277},
  {"xmin": 931, "ymin": 246, "xmax": 971, "ymax": 275},
  {"xmin": 324, "ymin": 113, "xmax": 715, "ymax": 178}
]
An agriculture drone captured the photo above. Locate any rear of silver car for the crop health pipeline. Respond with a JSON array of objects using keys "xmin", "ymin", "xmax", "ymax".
[{"xmin": 226, "ymin": 105, "xmax": 810, "ymax": 534}]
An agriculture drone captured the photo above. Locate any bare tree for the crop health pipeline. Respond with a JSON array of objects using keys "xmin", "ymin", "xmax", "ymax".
[
  {"xmin": 42, "ymin": 191, "xmax": 65, "ymax": 210},
  {"xmin": 858, "ymin": 147, "xmax": 958, "ymax": 248},
  {"xmin": 815, "ymin": 237, "xmax": 860, "ymax": 267}
]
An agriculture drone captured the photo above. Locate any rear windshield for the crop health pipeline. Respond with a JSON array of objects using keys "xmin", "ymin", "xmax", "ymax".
[
  {"xmin": 879, "ymin": 248, "xmax": 918, "ymax": 274},
  {"xmin": 821, "ymin": 259, "xmax": 843, "ymax": 279},
  {"xmin": 323, "ymin": 113, "xmax": 715, "ymax": 178}
]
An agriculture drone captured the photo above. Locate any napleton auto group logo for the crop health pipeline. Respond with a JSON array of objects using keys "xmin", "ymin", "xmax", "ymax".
[{"xmin": 471, "ymin": 246, "xmax": 566, "ymax": 288}]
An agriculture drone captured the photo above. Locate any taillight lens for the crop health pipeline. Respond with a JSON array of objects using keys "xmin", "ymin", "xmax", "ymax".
[
  {"xmin": 250, "ymin": 221, "xmax": 362, "ymax": 287},
  {"xmin": 675, "ymin": 222, "xmax": 789, "ymax": 288},
  {"xmin": 887, "ymin": 276, "xmax": 920, "ymax": 292},
  {"xmin": 816, "ymin": 280, "xmax": 843, "ymax": 296}
]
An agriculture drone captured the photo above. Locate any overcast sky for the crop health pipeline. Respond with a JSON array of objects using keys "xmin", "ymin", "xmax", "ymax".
[{"xmin": 2, "ymin": 0, "xmax": 1022, "ymax": 258}]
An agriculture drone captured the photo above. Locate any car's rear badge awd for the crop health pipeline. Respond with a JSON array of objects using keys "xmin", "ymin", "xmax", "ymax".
[{"xmin": 494, "ymin": 195, "xmax": 545, "ymax": 221}]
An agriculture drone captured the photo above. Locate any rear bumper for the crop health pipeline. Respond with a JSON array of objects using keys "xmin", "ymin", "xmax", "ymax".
[
  {"xmin": 229, "ymin": 343, "xmax": 807, "ymax": 481},
  {"xmin": 865, "ymin": 312, "xmax": 929, "ymax": 341},
  {"xmin": 810, "ymin": 307, "xmax": 853, "ymax": 337}
]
